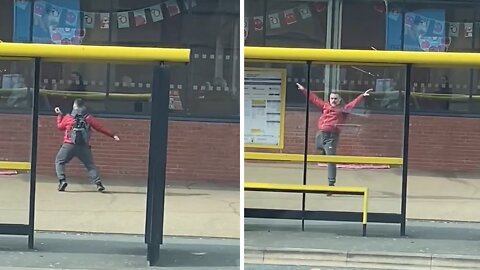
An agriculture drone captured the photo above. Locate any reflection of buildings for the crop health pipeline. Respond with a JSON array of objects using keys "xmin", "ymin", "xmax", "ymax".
[
  {"xmin": 0, "ymin": 0, "xmax": 239, "ymax": 183},
  {"xmin": 245, "ymin": 0, "xmax": 480, "ymax": 172}
]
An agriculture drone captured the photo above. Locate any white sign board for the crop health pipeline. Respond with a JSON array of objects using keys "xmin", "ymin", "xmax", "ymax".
[{"xmin": 244, "ymin": 68, "xmax": 286, "ymax": 149}]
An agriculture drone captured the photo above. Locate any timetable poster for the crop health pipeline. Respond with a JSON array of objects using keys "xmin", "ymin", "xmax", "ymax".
[{"xmin": 244, "ymin": 68, "xmax": 286, "ymax": 149}]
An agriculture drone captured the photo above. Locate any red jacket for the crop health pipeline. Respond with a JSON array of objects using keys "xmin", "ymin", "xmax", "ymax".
[
  {"xmin": 301, "ymin": 89, "xmax": 365, "ymax": 133},
  {"xmin": 57, "ymin": 114, "xmax": 115, "ymax": 144}
]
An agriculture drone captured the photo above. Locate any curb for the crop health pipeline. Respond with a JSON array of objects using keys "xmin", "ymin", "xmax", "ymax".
[{"xmin": 245, "ymin": 246, "xmax": 480, "ymax": 270}]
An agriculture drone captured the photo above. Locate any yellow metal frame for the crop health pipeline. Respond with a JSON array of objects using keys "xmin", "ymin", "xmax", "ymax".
[
  {"xmin": 245, "ymin": 182, "xmax": 368, "ymax": 225},
  {"xmin": 244, "ymin": 67, "xmax": 287, "ymax": 149},
  {"xmin": 0, "ymin": 42, "xmax": 190, "ymax": 63},
  {"xmin": 244, "ymin": 152, "xmax": 403, "ymax": 165},
  {"xmin": 245, "ymin": 46, "xmax": 480, "ymax": 67},
  {"xmin": 0, "ymin": 161, "xmax": 31, "ymax": 172}
]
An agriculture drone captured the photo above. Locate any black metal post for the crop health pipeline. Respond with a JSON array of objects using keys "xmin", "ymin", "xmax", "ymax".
[
  {"xmin": 145, "ymin": 64, "xmax": 170, "ymax": 266},
  {"xmin": 301, "ymin": 61, "xmax": 312, "ymax": 231},
  {"xmin": 28, "ymin": 58, "xmax": 41, "ymax": 249},
  {"xmin": 400, "ymin": 64, "xmax": 411, "ymax": 236}
]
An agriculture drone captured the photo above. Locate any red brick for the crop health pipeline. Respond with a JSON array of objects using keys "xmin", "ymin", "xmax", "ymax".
[
  {"xmin": 247, "ymin": 111, "xmax": 480, "ymax": 172},
  {"xmin": 0, "ymin": 114, "xmax": 239, "ymax": 183}
]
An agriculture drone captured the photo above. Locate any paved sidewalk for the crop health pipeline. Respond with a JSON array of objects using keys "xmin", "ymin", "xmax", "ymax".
[
  {"xmin": 0, "ymin": 232, "xmax": 240, "ymax": 269},
  {"xmin": 245, "ymin": 219, "xmax": 480, "ymax": 269},
  {"xmin": 245, "ymin": 163, "xmax": 480, "ymax": 269},
  {"xmin": 0, "ymin": 175, "xmax": 239, "ymax": 239}
]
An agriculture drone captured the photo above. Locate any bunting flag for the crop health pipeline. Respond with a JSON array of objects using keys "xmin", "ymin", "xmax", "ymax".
[
  {"xmin": 464, "ymin": 22, "xmax": 473, "ymax": 38},
  {"xmin": 133, "ymin": 9, "xmax": 147, "ymax": 26},
  {"xmin": 24, "ymin": 0, "xmax": 200, "ymax": 31},
  {"xmin": 268, "ymin": 13, "xmax": 281, "ymax": 29},
  {"xmin": 283, "ymin": 9, "xmax": 297, "ymax": 25},
  {"xmin": 166, "ymin": 0, "xmax": 180, "ymax": 17},
  {"xmin": 100, "ymin": 13, "xmax": 110, "ymax": 29},
  {"xmin": 298, "ymin": 4, "xmax": 312, "ymax": 19},
  {"xmin": 253, "ymin": 16, "xmax": 264, "ymax": 31},
  {"xmin": 150, "ymin": 4, "xmax": 164, "ymax": 22},
  {"xmin": 117, "ymin": 12, "xmax": 130, "ymax": 28},
  {"xmin": 83, "ymin": 12, "xmax": 95, "ymax": 28},
  {"xmin": 449, "ymin": 22, "xmax": 459, "ymax": 37}
]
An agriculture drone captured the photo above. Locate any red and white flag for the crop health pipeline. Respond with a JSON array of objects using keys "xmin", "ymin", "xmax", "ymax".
[
  {"xmin": 166, "ymin": 0, "xmax": 180, "ymax": 17},
  {"xmin": 284, "ymin": 9, "xmax": 297, "ymax": 25},
  {"xmin": 253, "ymin": 16, "xmax": 264, "ymax": 31},
  {"xmin": 133, "ymin": 9, "xmax": 147, "ymax": 26}
]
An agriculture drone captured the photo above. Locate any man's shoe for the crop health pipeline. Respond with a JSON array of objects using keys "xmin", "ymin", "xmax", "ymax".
[
  {"xmin": 58, "ymin": 180, "xmax": 68, "ymax": 192},
  {"xmin": 96, "ymin": 181, "xmax": 105, "ymax": 192},
  {"xmin": 327, "ymin": 181, "xmax": 335, "ymax": 196}
]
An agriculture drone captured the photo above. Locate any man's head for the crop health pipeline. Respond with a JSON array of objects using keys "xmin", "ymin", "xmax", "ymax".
[
  {"xmin": 73, "ymin": 98, "xmax": 85, "ymax": 110},
  {"xmin": 329, "ymin": 92, "xmax": 343, "ymax": 107}
]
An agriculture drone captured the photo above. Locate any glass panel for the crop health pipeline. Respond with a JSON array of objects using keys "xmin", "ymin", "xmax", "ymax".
[
  {"xmin": 7, "ymin": 0, "xmax": 239, "ymax": 120},
  {"xmin": 244, "ymin": 62, "xmax": 308, "ymax": 212},
  {"xmin": 305, "ymin": 63, "xmax": 405, "ymax": 215},
  {"xmin": 0, "ymin": 58, "xmax": 35, "ymax": 224},
  {"xmin": 245, "ymin": 0, "xmax": 329, "ymax": 48}
]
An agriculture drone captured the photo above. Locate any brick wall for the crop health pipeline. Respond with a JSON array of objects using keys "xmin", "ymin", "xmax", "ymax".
[
  {"xmin": 0, "ymin": 114, "xmax": 239, "ymax": 183},
  {"xmin": 248, "ymin": 111, "xmax": 480, "ymax": 172}
]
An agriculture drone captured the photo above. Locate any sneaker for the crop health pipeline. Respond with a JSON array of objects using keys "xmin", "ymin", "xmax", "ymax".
[
  {"xmin": 327, "ymin": 181, "xmax": 335, "ymax": 196},
  {"xmin": 96, "ymin": 181, "xmax": 105, "ymax": 192},
  {"xmin": 58, "ymin": 180, "xmax": 68, "ymax": 192}
]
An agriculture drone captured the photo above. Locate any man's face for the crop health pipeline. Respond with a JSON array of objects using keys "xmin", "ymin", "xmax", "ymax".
[{"xmin": 330, "ymin": 94, "xmax": 341, "ymax": 107}]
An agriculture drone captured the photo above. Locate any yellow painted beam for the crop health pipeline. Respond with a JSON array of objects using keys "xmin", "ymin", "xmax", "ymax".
[
  {"xmin": 244, "ymin": 152, "xmax": 403, "ymax": 165},
  {"xmin": 0, "ymin": 42, "xmax": 190, "ymax": 63},
  {"xmin": 245, "ymin": 46, "xmax": 480, "ymax": 67},
  {"xmin": 0, "ymin": 161, "xmax": 31, "ymax": 171},
  {"xmin": 244, "ymin": 182, "xmax": 367, "ymax": 194}
]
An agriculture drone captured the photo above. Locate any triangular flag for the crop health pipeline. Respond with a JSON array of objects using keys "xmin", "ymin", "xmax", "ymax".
[
  {"xmin": 166, "ymin": 0, "xmax": 180, "ymax": 17},
  {"xmin": 117, "ymin": 12, "xmax": 130, "ymax": 28},
  {"xmin": 133, "ymin": 9, "xmax": 147, "ymax": 26},
  {"xmin": 83, "ymin": 12, "xmax": 95, "ymax": 29},
  {"xmin": 150, "ymin": 4, "xmax": 164, "ymax": 22}
]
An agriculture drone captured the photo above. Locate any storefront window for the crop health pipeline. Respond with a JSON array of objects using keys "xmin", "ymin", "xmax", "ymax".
[
  {"xmin": 245, "ymin": 0, "xmax": 328, "ymax": 48},
  {"xmin": 1, "ymin": 0, "xmax": 239, "ymax": 121},
  {"xmin": 341, "ymin": 0, "xmax": 480, "ymax": 116}
]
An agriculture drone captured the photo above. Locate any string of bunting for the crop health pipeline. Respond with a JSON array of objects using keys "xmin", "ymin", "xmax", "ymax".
[{"xmin": 15, "ymin": 0, "xmax": 197, "ymax": 30}]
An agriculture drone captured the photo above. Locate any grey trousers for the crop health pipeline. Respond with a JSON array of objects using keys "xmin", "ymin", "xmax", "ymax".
[
  {"xmin": 55, "ymin": 143, "xmax": 100, "ymax": 184},
  {"xmin": 315, "ymin": 131, "xmax": 338, "ymax": 185}
]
